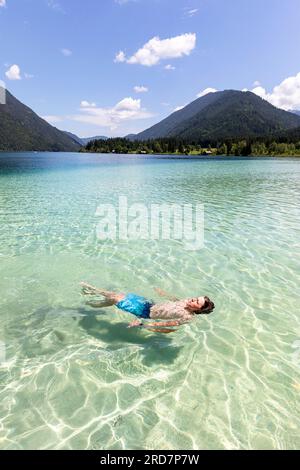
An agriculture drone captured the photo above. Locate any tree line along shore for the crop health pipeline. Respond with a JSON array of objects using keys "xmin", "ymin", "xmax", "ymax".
[{"xmin": 80, "ymin": 137, "xmax": 300, "ymax": 157}]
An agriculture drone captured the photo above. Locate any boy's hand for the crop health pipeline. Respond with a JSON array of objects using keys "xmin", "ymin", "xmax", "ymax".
[{"xmin": 127, "ymin": 320, "xmax": 143, "ymax": 328}]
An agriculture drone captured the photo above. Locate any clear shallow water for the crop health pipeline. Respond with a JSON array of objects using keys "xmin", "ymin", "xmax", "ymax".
[{"xmin": 0, "ymin": 152, "xmax": 300, "ymax": 450}]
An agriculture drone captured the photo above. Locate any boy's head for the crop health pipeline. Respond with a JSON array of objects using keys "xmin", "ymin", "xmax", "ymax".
[{"xmin": 186, "ymin": 296, "xmax": 215, "ymax": 314}]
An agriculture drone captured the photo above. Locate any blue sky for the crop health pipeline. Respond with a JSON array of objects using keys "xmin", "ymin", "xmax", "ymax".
[{"xmin": 1, "ymin": 0, "xmax": 300, "ymax": 137}]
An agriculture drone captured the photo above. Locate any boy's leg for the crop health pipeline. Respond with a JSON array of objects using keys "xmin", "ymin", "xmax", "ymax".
[{"xmin": 80, "ymin": 282, "xmax": 124, "ymax": 302}]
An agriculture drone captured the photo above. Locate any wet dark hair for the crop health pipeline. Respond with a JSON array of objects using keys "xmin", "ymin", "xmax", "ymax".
[{"xmin": 195, "ymin": 296, "xmax": 215, "ymax": 315}]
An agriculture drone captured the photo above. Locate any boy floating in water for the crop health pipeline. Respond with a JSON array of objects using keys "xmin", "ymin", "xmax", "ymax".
[{"xmin": 80, "ymin": 282, "xmax": 215, "ymax": 333}]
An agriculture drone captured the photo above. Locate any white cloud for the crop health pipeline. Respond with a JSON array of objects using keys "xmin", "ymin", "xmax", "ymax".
[
  {"xmin": 173, "ymin": 105, "xmax": 186, "ymax": 112},
  {"xmin": 116, "ymin": 33, "xmax": 196, "ymax": 67},
  {"xmin": 5, "ymin": 64, "xmax": 21, "ymax": 80},
  {"xmin": 185, "ymin": 8, "xmax": 198, "ymax": 17},
  {"xmin": 80, "ymin": 100, "xmax": 96, "ymax": 108},
  {"xmin": 253, "ymin": 80, "xmax": 261, "ymax": 87},
  {"xmin": 165, "ymin": 64, "xmax": 176, "ymax": 70},
  {"xmin": 134, "ymin": 85, "xmax": 148, "ymax": 93},
  {"xmin": 24, "ymin": 73, "xmax": 34, "ymax": 79},
  {"xmin": 71, "ymin": 97, "xmax": 153, "ymax": 130},
  {"xmin": 47, "ymin": 0, "xmax": 64, "ymax": 13},
  {"xmin": 40, "ymin": 97, "xmax": 153, "ymax": 132},
  {"xmin": 196, "ymin": 87, "xmax": 218, "ymax": 98},
  {"xmin": 61, "ymin": 48, "xmax": 72, "ymax": 57},
  {"xmin": 114, "ymin": 51, "xmax": 126, "ymax": 63},
  {"xmin": 115, "ymin": 0, "xmax": 135, "ymax": 4},
  {"xmin": 0, "ymin": 0, "xmax": 6, "ymax": 8},
  {"xmin": 114, "ymin": 97, "xmax": 141, "ymax": 111},
  {"xmin": 251, "ymin": 72, "xmax": 300, "ymax": 110},
  {"xmin": 42, "ymin": 115, "xmax": 64, "ymax": 124},
  {"xmin": 252, "ymin": 86, "xmax": 267, "ymax": 99}
]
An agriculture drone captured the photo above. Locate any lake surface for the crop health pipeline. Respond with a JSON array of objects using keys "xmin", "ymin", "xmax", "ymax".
[{"xmin": 0, "ymin": 152, "xmax": 299, "ymax": 450}]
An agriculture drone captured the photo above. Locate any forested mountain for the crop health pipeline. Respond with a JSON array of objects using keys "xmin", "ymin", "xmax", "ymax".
[
  {"xmin": 63, "ymin": 131, "xmax": 83, "ymax": 146},
  {"xmin": 135, "ymin": 90, "xmax": 300, "ymax": 144},
  {"xmin": 0, "ymin": 87, "xmax": 81, "ymax": 152}
]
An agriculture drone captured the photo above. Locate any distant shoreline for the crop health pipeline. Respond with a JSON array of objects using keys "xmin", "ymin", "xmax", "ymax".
[
  {"xmin": 1, "ymin": 150, "xmax": 300, "ymax": 158},
  {"xmin": 82, "ymin": 136, "xmax": 300, "ymax": 157},
  {"xmin": 81, "ymin": 151, "xmax": 300, "ymax": 158}
]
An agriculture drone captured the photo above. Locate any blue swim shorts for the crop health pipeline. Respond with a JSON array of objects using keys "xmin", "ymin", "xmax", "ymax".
[{"xmin": 116, "ymin": 293, "xmax": 153, "ymax": 319}]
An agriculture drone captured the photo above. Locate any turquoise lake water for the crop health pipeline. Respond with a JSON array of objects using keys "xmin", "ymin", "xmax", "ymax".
[{"xmin": 0, "ymin": 152, "xmax": 299, "ymax": 450}]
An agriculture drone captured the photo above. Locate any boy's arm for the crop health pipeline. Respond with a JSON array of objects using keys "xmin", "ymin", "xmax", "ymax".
[
  {"xmin": 129, "ymin": 319, "xmax": 187, "ymax": 328},
  {"xmin": 145, "ymin": 320, "xmax": 181, "ymax": 328},
  {"xmin": 127, "ymin": 320, "xmax": 178, "ymax": 334},
  {"xmin": 146, "ymin": 315, "xmax": 192, "ymax": 328}
]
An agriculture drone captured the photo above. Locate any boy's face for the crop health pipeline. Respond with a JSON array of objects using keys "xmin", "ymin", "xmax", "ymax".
[{"xmin": 185, "ymin": 297, "xmax": 206, "ymax": 311}]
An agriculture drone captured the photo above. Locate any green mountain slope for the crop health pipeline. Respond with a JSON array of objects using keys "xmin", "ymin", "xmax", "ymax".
[
  {"xmin": 0, "ymin": 87, "xmax": 80, "ymax": 152},
  {"xmin": 63, "ymin": 131, "xmax": 84, "ymax": 146},
  {"xmin": 135, "ymin": 90, "xmax": 300, "ymax": 143},
  {"xmin": 276, "ymin": 126, "xmax": 300, "ymax": 142}
]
